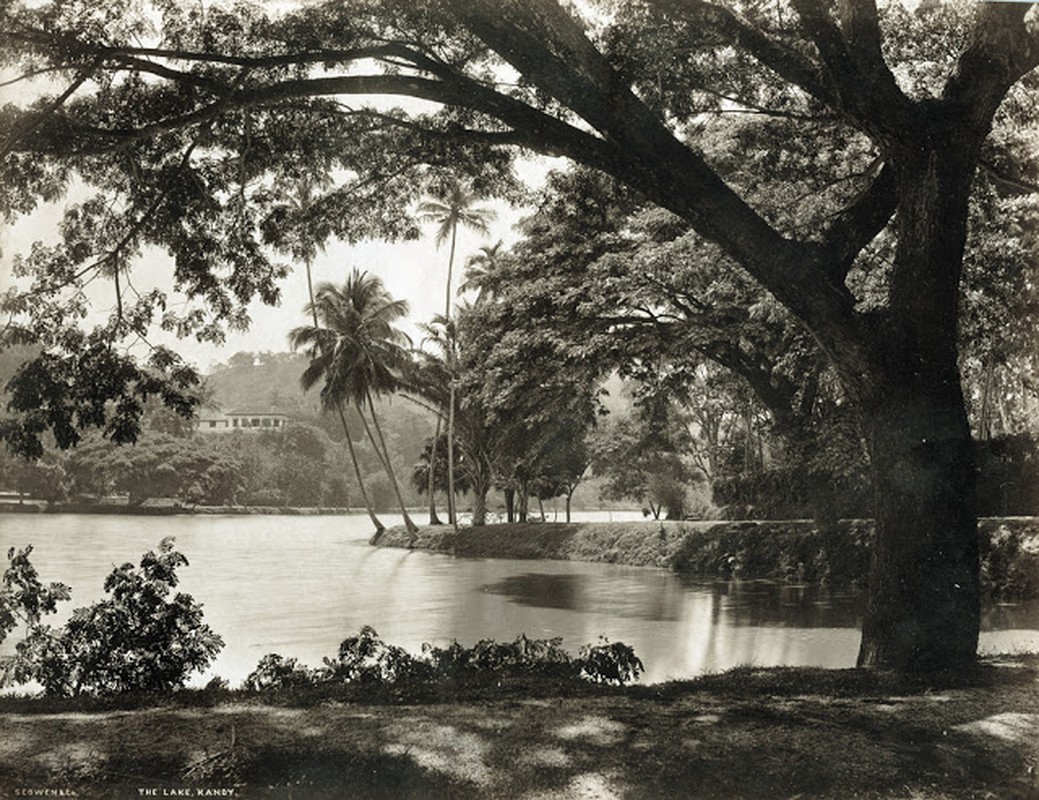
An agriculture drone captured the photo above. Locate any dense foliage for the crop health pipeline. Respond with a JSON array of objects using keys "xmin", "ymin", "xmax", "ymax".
[
  {"xmin": 244, "ymin": 626, "xmax": 644, "ymax": 692},
  {"xmin": 1, "ymin": 538, "xmax": 223, "ymax": 696}
]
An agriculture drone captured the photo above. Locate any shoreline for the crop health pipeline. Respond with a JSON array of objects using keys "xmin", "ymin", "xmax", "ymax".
[{"xmin": 374, "ymin": 518, "xmax": 1039, "ymax": 599}]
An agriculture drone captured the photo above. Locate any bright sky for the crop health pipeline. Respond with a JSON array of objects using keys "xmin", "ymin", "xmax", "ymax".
[
  {"xmin": 0, "ymin": 182, "xmax": 552, "ymax": 371},
  {"xmin": 0, "ymin": 53, "xmax": 560, "ymax": 372}
]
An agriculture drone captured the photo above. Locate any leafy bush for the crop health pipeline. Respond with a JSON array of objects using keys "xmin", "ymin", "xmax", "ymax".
[
  {"xmin": 979, "ymin": 522, "xmax": 1039, "ymax": 599},
  {"xmin": 0, "ymin": 545, "xmax": 72, "ymax": 686},
  {"xmin": 245, "ymin": 628, "xmax": 643, "ymax": 693},
  {"xmin": 975, "ymin": 434, "xmax": 1039, "ymax": 516},
  {"xmin": 2, "ymin": 538, "xmax": 223, "ymax": 696},
  {"xmin": 243, "ymin": 654, "xmax": 317, "ymax": 691},
  {"xmin": 579, "ymin": 638, "xmax": 644, "ymax": 685},
  {"xmin": 319, "ymin": 625, "xmax": 433, "ymax": 685}
]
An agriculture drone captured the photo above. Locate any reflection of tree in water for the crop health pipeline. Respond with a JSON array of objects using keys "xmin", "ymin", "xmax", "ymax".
[
  {"xmin": 481, "ymin": 571, "xmax": 691, "ymax": 621},
  {"xmin": 981, "ymin": 599, "xmax": 1039, "ymax": 632},
  {"xmin": 478, "ymin": 571, "xmax": 1038, "ymax": 650},
  {"xmin": 682, "ymin": 580, "xmax": 865, "ymax": 630},
  {"xmin": 482, "ymin": 573, "xmax": 585, "ymax": 611}
]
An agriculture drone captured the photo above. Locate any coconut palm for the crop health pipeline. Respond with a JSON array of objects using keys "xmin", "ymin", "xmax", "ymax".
[
  {"xmin": 289, "ymin": 271, "xmax": 419, "ymax": 537},
  {"xmin": 417, "ymin": 182, "xmax": 496, "ymax": 321},
  {"xmin": 404, "ymin": 322, "xmax": 453, "ymax": 525},
  {"xmin": 276, "ymin": 181, "xmax": 414, "ymax": 533},
  {"xmin": 417, "ymin": 181, "xmax": 495, "ymax": 527},
  {"xmin": 458, "ymin": 240, "xmax": 504, "ymax": 306}
]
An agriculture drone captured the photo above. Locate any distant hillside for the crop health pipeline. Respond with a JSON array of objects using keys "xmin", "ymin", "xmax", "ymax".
[
  {"xmin": 204, "ymin": 352, "xmax": 438, "ymax": 499},
  {"xmin": 204, "ymin": 351, "xmax": 319, "ymax": 415}
]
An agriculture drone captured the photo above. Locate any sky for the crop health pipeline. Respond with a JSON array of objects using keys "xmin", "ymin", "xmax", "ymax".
[
  {"xmin": 0, "ymin": 54, "xmax": 559, "ymax": 373},
  {"xmin": 0, "ymin": 184, "xmax": 550, "ymax": 372}
]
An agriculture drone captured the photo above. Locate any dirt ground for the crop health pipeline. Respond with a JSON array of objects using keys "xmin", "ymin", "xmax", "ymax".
[{"xmin": 1, "ymin": 658, "xmax": 1037, "ymax": 799}]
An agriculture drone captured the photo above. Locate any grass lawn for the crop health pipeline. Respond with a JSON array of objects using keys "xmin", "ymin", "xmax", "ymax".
[{"xmin": 1, "ymin": 656, "xmax": 1036, "ymax": 799}]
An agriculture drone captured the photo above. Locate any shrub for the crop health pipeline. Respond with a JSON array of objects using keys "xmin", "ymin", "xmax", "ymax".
[
  {"xmin": 246, "ymin": 629, "xmax": 643, "ymax": 693},
  {"xmin": 578, "ymin": 638, "xmax": 644, "ymax": 685},
  {"xmin": 243, "ymin": 654, "xmax": 316, "ymax": 691},
  {"xmin": 0, "ymin": 545, "xmax": 72, "ymax": 687},
  {"xmin": 979, "ymin": 522, "xmax": 1039, "ymax": 599},
  {"xmin": 3, "ymin": 538, "xmax": 223, "ymax": 697},
  {"xmin": 319, "ymin": 625, "xmax": 431, "ymax": 685}
]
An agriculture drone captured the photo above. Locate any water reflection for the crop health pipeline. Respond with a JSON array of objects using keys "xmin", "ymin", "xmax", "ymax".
[
  {"xmin": 1, "ymin": 512, "xmax": 1037, "ymax": 686},
  {"xmin": 482, "ymin": 572, "xmax": 864, "ymax": 628},
  {"xmin": 482, "ymin": 573, "xmax": 584, "ymax": 611}
]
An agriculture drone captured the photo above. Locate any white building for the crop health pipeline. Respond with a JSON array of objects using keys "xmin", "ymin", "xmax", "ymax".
[{"xmin": 195, "ymin": 410, "xmax": 291, "ymax": 434}]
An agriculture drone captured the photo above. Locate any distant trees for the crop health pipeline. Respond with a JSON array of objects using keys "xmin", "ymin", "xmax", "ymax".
[
  {"xmin": 0, "ymin": 424, "xmax": 355, "ymax": 509},
  {"xmin": 417, "ymin": 181, "xmax": 496, "ymax": 526},
  {"xmin": 589, "ymin": 398, "xmax": 699, "ymax": 521}
]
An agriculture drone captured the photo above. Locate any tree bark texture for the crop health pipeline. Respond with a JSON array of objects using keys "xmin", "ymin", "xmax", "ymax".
[{"xmin": 852, "ymin": 128, "xmax": 984, "ymax": 672}]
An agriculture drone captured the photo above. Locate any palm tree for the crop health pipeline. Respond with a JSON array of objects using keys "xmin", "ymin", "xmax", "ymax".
[
  {"xmin": 289, "ymin": 271, "xmax": 419, "ymax": 538},
  {"xmin": 404, "ymin": 315, "xmax": 500, "ymax": 527},
  {"xmin": 458, "ymin": 240, "xmax": 504, "ymax": 306},
  {"xmin": 417, "ymin": 181, "xmax": 495, "ymax": 527},
  {"xmin": 417, "ymin": 182, "xmax": 496, "ymax": 321},
  {"xmin": 404, "ymin": 321, "xmax": 453, "ymax": 526},
  {"xmin": 276, "ymin": 180, "xmax": 417, "ymax": 533}
]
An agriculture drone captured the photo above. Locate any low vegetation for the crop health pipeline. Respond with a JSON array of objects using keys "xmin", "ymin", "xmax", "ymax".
[
  {"xmin": 377, "ymin": 517, "xmax": 1039, "ymax": 600},
  {"xmin": 1, "ymin": 538, "xmax": 224, "ymax": 696},
  {"xmin": 1, "ymin": 541, "xmax": 642, "ymax": 701},
  {"xmin": 244, "ymin": 627, "xmax": 643, "ymax": 696}
]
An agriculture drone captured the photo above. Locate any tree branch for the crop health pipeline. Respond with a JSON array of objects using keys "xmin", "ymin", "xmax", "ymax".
[
  {"xmin": 650, "ymin": 0, "xmax": 836, "ymax": 107},
  {"xmin": 0, "ymin": 61, "xmax": 98, "ymax": 158},
  {"xmin": 789, "ymin": 0, "xmax": 910, "ymax": 136},
  {"xmin": 943, "ymin": 3, "xmax": 1039, "ymax": 130},
  {"xmin": 819, "ymin": 160, "xmax": 897, "ymax": 276}
]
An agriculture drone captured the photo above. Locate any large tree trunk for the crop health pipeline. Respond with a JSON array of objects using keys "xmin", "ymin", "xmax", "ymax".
[
  {"xmin": 472, "ymin": 484, "xmax": 488, "ymax": 526},
  {"xmin": 857, "ymin": 378, "xmax": 979, "ymax": 673},
  {"xmin": 854, "ymin": 129, "xmax": 983, "ymax": 673},
  {"xmin": 504, "ymin": 487, "xmax": 515, "ymax": 522}
]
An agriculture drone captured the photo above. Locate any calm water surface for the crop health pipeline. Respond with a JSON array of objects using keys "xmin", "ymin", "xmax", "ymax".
[{"xmin": 2, "ymin": 512, "xmax": 1037, "ymax": 685}]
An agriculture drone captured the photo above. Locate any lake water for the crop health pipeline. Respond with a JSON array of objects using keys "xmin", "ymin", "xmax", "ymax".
[{"xmin": 2, "ymin": 512, "xmax": 1037, "ymax": 686}]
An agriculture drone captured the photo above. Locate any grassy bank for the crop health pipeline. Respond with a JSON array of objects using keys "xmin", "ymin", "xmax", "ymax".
[
  {"xmin": 1, "ymin": 656, "xmax": 1036, "ymax": 798},
  {"xmin": 376, "ymin": 518, "xmax": 1039, "ymax": 598}
]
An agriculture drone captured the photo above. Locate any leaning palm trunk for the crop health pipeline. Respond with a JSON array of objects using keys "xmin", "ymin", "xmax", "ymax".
[
  {"xmin": 363, "ymin": 396, "xmax": 419, "ymax": 535},
  {"xmin": 304, "ymin": 253, "xmax": 385, "ymax": 537},
  {"xmin": 335, "ymin": 403, "xmax": 384, "ymax": 537}
]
